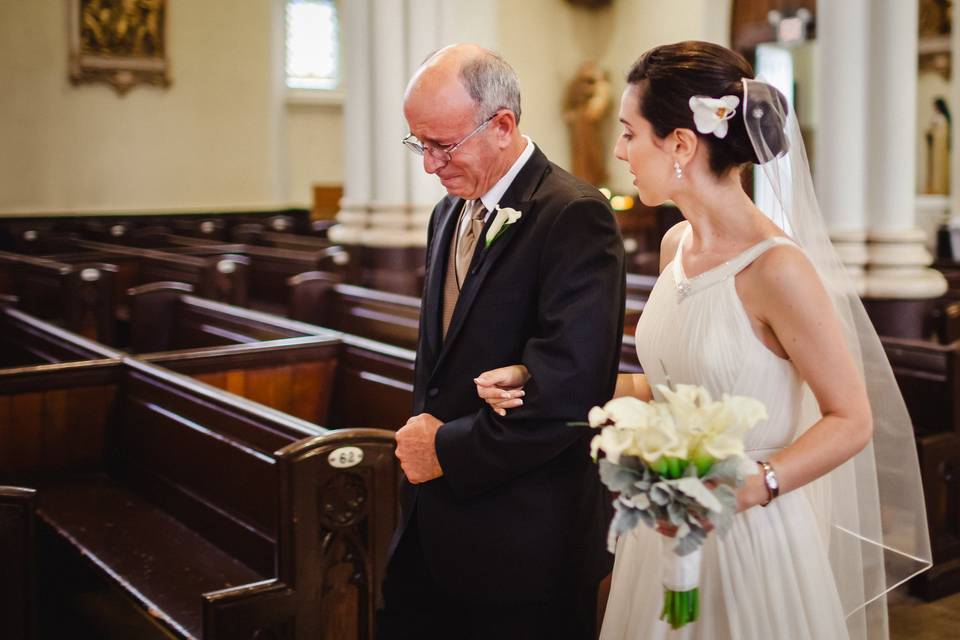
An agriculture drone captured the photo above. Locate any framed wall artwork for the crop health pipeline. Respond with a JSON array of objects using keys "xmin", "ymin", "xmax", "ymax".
[{"xmin": 69, "ymin": 0, "xmax": 171, "ymax": 95}]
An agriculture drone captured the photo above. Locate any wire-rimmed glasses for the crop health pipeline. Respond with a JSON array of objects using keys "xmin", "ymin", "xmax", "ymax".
[{"xmin": 401, "ymin": 112, "xmax": 499, "ymax": 164}]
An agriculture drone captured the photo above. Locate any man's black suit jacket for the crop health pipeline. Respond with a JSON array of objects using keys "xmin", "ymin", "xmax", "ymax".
[{"xmin": 403, "ymin": 146, "xmax": 625, "ymax": 605}]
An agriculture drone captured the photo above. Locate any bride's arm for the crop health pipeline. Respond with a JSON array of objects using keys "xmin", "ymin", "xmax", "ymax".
[
  {"xmin": 614, "ymin": 373, "xmax": 652, "ymax": 401},
  {"xmin": 735, "ymin": 246, "xmax": 873, "ymax": 511},
  {"xmin": 475, "ymin": 223, "xmax": 685, "ymax": 414},
  {"xmin": 476, "ymin": 370, "xmax": 652, "ymax": 416}
]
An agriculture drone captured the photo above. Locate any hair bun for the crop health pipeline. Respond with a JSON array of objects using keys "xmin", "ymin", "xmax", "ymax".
[
  {"xmin": 742, "ymin": 81, "xmax": 790, "ymax": 164},
  {"xmin": 626, "ymin": 42, "xmax": 791, "ymax": 176}
]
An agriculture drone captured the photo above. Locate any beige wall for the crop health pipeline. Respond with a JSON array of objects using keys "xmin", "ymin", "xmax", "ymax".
[
  {"xmin": 499, "ymin": 0, "xmax": 731, "ymax": 194},
  {"xmin": 0, "ymin": 0, "xmax": 729, "ymax": 215},
  {"xmin": 0, "ymin": 0, "xmax": 342, "ymax": 215}
]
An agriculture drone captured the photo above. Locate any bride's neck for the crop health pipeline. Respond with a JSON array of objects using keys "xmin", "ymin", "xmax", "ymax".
[{"xmin": 672, "ymin": 174, "xmax": 766, "ymax": 252}]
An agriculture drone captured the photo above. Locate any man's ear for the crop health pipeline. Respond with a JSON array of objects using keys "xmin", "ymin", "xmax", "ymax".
[{"xmin": 492, "ymin": 110, "xmax": 517, "ymax": 149}]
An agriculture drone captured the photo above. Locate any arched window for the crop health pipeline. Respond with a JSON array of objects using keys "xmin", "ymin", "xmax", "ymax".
[{"xmin": 285, "ymin": 0, "xmax": 339, "ymax": 91}]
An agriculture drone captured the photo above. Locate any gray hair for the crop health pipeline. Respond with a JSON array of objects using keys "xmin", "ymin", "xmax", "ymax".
[{"xmin": 459, "ymin": 52, "xmax": 522, "ymax": 125}]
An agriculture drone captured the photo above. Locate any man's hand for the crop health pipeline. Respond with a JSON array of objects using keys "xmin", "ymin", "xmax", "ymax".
[{"xmin": 395, "ymin": 413, "xmax": 444, "ymax": 484}]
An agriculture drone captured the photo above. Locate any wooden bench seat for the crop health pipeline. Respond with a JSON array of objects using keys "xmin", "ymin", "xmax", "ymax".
[
  {"xmin": 38, "ymin": 476, "xmax": 264, "ymax": 639},
  {"xmin": 2, "ymin": 349, "xmax": 400, "ymax": 639},
  {"xmin": 0, "ymin": 485, "xmax": 37, "ymax": 640}
]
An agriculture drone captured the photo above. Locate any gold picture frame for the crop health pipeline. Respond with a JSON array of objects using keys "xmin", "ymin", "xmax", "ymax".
[{"xmin": 69, "ymin": 0, "xmax": 171, "ymax": 96}]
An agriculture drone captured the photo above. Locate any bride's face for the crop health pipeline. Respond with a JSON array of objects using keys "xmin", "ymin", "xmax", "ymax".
[{"xmin": 614, "ymin": 85, "xmax": 675, "ymax": 206}]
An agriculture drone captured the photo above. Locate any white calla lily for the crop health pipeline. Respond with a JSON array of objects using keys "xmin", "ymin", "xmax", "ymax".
[
  {"xmin": 602, "ymin": 396, "xmax": 658, "ymax": 429},
  {"xmin": 485, "ymin": 205, "xmax": 522, "ymax": 247},
  {"xmin": 598, "ymin": 427, "xmax": 636, "ymax": 465},
  {"xmin": 588, "ymin": 406, "xmax": 609, "ymax": 428},
  {"xmin": 634, "ymin": 417, "xmax": 685, "ymax": 464}
]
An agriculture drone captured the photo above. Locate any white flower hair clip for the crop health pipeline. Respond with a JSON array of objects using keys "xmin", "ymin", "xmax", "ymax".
[{"xmin": 688, "ymin": 95, "xmax": 740, "ymax": 139}]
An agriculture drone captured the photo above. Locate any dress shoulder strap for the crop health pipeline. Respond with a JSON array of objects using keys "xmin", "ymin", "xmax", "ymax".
[{"xmin": 722, "ymin": 236, "xmax": 797, "ymax": 279}]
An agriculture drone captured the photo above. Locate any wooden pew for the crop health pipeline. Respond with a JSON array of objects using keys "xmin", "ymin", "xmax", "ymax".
[
  {"xmin": 0, "ymin": 486, "xmax": 37, "ymax": 640},
  {"xmin": 288, "ymin": 278, "xmax": 421, "ymax": 350},
  {"xmin": 619, "ymin": 334, "xmax": 642, "ymax": 374},
  {"xmin": 0, "ymin": 251, "xmax": 117, "ymax": 344},
  {"xmin": 1, "ymin": 353, "xmax": 399, "ymax": 639},
  {"xmin": 0, "ymin": 306, "xmax": 121, "ymax": 369},
  {"xmin": 127, "ymin": 283, "xmax": 416, "ymax": 429},
  {"xmin": 155, "ymin": 235, "xmax": 350, "ymax": 316},
  {"xmin": 140, "ymin": 335, "xmax": 341, "ymax": 425},
  {"xmin": 52, "ymin": 238, "xmax": 251, "ymax": 309},
  {"xmin": 171, "ymin": 217, "xmax": 227, "ymax": 241},
  {"xmin": 626, "ymin": 272, "xmax": 658, "ymax": 301},
  {"xmin": 926, "ymin": 299, "xmax": 960, "ymax": 345},
  {"xmin": 48, "ymin": 234, "xmax": 349, "ymax": 318},
  {"xmin": 882, "ymin": 337, "xmax": 960, "ymax": 599}
]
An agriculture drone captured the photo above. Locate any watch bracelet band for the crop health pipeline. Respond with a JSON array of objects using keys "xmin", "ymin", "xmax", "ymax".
[{"xmin": 759, "ymin": 460, "xmax": 779, "ymax": 507}]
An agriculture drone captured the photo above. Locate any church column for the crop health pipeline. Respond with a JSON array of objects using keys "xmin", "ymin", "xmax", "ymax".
[
  {"xmin": 950, "ymin": 0, "xmax": 960, "ymax": 228},
  {"xmin": 406, "ymin": 0, "xmax": 447, "ymax": 246},
  {"xmin": 330, "ymin": 0, "xmax": 500, "ymax": 292},
  {"xmin": 815, "ymin": 0, "xmax": 870, "ymax": 293},
  {"xmin": 361, "ymin": 0, "xmax": 411, "ymax": 247},
  {"xmin": 863, "ymin": 0, "xmax": 947, "ymax": 313},
  {"xmin": 328, "ymin": 0, "xmax": 372, "ymax": 245}
]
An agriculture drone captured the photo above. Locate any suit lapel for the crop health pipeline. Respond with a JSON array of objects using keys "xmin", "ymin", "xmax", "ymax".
[
  {"xmin": 430, "ymin": 148, "xmax": 551, "ymax": 378},
  {"xmin": 422, "ymin": 196, "xmax": 464, "ymax": 367}
]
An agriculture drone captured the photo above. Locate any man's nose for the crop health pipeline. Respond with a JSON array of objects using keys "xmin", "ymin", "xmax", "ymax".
[{"xmin": 423, "ymin": 152, "xmax": 446, "ymax": 174}]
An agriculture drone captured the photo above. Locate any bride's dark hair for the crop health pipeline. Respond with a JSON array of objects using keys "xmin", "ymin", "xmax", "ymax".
[{"xmin": 627, "ymin": 41, "xmax": 789, "ymax": 176}]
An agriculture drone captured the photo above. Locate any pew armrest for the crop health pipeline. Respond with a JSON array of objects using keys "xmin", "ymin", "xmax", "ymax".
[{"xmin": 202, "ymin": 579, "xmax": 296, "ymax": 640}]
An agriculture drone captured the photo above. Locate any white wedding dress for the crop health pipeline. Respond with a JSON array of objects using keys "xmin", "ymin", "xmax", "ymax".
[{"xmin": 600, "ymin": 225, "xmax": 850, "ymax": 640}]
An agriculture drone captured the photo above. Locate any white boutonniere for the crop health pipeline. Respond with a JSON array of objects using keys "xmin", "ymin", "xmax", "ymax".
[
  {"xmin": 485, "ymin": 205, "xmax": 522, "ymax": 247},
  {"xmin": 688, "ymin": 95, "xmax": 740, "ymax": 139}
]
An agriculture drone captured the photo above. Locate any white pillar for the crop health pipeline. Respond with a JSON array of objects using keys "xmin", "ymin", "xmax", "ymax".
[
  {"xmin": 362, "ymin": 0, "xmax": 411, "ymax": 247},
  {"xmin": 816, "ymin": 0, "xmax": 870, "ymax": 293},
  {"xmin": 864, "ymin": 0, "xmax": 946, "ymax": 298},
  {"xmin": 331, "ymin": 0, "xmax": 500, "ymax": 249},
  {"xmin": 950, "ymin": 0, "xmax": 960, "ymax": 227},
  {"xmin": 406, "ymin": 0, "xmax": 446, "ymax": 245},
  {"xmin": 329, "ymin": 0, "xmax": 372, "ymax": 245}
]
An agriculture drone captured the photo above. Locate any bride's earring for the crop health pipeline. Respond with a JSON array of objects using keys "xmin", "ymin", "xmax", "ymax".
[{"xmin": 674, "ymin": 161, "xmax": 683, "ymax": 180}]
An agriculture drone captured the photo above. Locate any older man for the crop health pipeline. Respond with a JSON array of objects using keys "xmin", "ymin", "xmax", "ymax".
[{"xmin": 380, "ymin": 44, "xmax": 624, "ymax": 640}]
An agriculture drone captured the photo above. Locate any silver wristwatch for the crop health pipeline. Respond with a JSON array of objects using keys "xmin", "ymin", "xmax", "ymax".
[{"xmin": 759, "ymin": 460, "xmax": 779, "ymax": 507}]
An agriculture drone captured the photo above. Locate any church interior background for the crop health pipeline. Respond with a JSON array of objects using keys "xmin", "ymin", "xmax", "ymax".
[{"xmin": 1, "ymin": 1, "xmax": 960, "ymax": 638}]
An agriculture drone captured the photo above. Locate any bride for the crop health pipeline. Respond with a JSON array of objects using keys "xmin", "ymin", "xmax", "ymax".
[{"xmin": 474, "ymin": 41, "xmax": 930, "ymax": 639}]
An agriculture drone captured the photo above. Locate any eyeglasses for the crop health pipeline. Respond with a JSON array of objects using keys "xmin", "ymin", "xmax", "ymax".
[{"xmin": 402, "ymin": 112, "xmax": 499, "ymax": 164}]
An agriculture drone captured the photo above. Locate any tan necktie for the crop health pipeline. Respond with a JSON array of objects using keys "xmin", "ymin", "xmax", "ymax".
[{"xmin": 442, "ymin": 200, "xmax": 486, "ymax": 338}]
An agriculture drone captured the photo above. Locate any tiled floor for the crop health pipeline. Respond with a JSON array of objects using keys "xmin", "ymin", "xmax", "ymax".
[{"xmin": 890, "ymin": 588, "xmax": 960, "ymax": 639}]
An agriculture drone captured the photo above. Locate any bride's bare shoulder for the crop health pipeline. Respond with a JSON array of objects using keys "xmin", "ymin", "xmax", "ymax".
[
  {"xmin": 740, "ymin": 241, "xmax": 827, "ymax": 309},
  {"xmin": 658, "ymin": 221, "xmax": 689, "ymax": 273}
]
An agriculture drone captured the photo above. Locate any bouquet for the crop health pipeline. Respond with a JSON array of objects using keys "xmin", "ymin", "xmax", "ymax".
[{"xmin": 587, "ymin": 384, "xmax": 766, "ymax": 629}]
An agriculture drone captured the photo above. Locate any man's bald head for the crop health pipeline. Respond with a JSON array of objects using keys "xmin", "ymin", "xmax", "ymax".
[
  {"xmin": 403, "ymin": 44, "xmax": 526, "ymax": 199},
  {"xmin": 405, "ymin": 44, "xmax": 521, "ymax": 126}
]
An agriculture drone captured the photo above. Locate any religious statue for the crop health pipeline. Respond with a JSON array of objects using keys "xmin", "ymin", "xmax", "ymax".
[
  {"xmin": 563, "ymin": 61, "xmax": 612, "ymax": 187},
  {"xmin": 925, "ymin": 97, "xmax": 951, "ymax": 195}
]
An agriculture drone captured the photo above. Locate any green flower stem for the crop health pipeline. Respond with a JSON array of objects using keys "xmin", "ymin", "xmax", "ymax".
[
  {"xmin": 651, "ymin": 457, "xmax": 670, "ymax": 476},
  {"xmin": 661, "ymin": 587, "xmax": 700, "ymax": 629},
  {"xmin": 693, "ymin": 453, "xmax": 715, "ymax": 477},
  {"xmin": 667, "ymin": 457, "xmax": 679, "ymax": 479}
]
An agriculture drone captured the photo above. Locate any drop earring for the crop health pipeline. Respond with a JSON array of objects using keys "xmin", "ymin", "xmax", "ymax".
[{"xmin": 674, "ymin": 161, "xmax": 683, "ymax": 179}]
